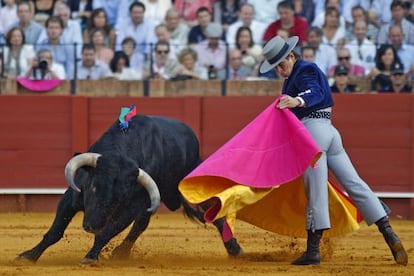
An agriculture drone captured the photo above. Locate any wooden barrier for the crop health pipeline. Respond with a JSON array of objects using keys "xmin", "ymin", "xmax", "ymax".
[
  {"xmin": 0, "ymin": 92, "xmax": 413, "ymax": 218},
  {"xmin": 2, "ymin": 78, "xmax": 410, "ymax": 97}
]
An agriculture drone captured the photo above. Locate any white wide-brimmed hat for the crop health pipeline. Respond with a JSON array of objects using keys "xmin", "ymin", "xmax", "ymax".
[{"xmin": 259, "ymin": 36, "xmax": 299, "ymax": 74}]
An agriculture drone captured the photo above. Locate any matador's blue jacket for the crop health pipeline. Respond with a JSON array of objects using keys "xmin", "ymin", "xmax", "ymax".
[{"xmin": 282, "ymin": 60, "xmax": 334, "ymax": 119}]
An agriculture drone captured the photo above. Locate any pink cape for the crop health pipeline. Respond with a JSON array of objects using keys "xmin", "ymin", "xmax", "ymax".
[
  {"xmin": 179, "ymin": 97, "xmax": 360, "ymax": 238},
  {"xmin": 185, "ymin": 97, "xmax": 321, "ymax": 187},
  {"xmin": 17, "ymin": 78, "xmax": 62, "ymax": 92}
]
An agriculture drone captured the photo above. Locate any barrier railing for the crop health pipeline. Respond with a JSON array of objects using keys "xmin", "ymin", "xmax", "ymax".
[{"xmin": 2, "ymin": 78, "xmax": 407, "ymax": 96}]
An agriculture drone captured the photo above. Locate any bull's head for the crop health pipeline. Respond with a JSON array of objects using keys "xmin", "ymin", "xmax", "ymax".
[{"xmin": 64, "ymin": 152, "xmax": 161, "ymax": 214}]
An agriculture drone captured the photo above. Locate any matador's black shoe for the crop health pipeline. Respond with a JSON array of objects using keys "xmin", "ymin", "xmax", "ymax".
[
  {"xmin": 376, "ymin": 216, "xmax": 408, "ymax": 266},
  {"xmin": 291, "ymin": 229, "xmax": 323, "ymax": 265}
]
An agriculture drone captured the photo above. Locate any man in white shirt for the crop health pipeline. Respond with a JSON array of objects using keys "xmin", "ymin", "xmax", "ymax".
[
  {"xmin": 226, "ymin": 3, "xmax": 267, "ymax": 47},
  {"xmin": 68, "ymin": 44, "xmax": 111, "ymax": 80},
  {"xmin": 0, "ymin": 0, "xmax": 18, "ymax": 34},
  {"xmin": 344, "ymin": 20, "xmax": 377, "ymax": 74},
  {"xmin": 37, "ymin": 3, "xmax": 84, "ymax": 58},
  {"xmin": 388, "ymin": 24, "xmax": 414, "ymax": 75},
  {"xmin": 115, "ymin": 1, "xmax": 157, "ymax": 64},
  {"xmin": 306, "ymin": 26, "xmax": 337, "ymax": 75},
  {"xmin": 24, "ymin": 49, "xmax": 66, "ymax": 80}
]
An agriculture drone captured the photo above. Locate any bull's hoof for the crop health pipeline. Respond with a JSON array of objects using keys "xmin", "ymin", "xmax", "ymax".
[
  {"xmin": 80, "ymin": 257, "xmax": 100, "ymax": 266},
  {"xmin": 224, "ymin": 238, "xmax": 244, "ymax": 257},
  {"xmin": 14, "ymin": 254, "xmax": 37, "ymax": 263},
  {"xmin": 15, "ymin": 252, "xmax": 37, "ymax": 263}
]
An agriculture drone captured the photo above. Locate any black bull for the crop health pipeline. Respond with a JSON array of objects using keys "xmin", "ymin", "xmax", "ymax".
[{"xmin": 16, "ymin": 115, "xmax": 242, "ymax": 264}]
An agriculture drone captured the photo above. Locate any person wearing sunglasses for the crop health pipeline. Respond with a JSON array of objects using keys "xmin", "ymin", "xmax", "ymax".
[
  {"xmin": 142, "ymin": 40, "xmax": 181, "ymax": 80},
  {"xmin": 327, "ymin": 47, "xmax": 365, "ymax": 84}
]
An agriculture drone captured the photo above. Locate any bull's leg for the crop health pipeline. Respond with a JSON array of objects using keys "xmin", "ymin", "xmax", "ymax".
[
  {"xmin": 16, "ymin": 190, "xmax": 78, "ymax": 262},
  {"xmin": 213, "ymin": 217, "xmax": 243, "ymax": 256},
  {"xmin": 81, "ymin": 208, "xmax": 151, "ymax": 264},
  {"xmin": 111, "ymin": 212, "xmax": 151, "ymax": 259}
]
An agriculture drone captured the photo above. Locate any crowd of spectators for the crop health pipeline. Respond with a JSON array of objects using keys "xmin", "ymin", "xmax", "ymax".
[{"xmin": 0, "ymin": 0, "xmax": 413, "ymax": 93}]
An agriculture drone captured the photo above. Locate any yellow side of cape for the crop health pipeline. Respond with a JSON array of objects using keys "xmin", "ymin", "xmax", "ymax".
[{"xmin": 179, "ymin": 176, "xmax": 360, "ymax": 238}]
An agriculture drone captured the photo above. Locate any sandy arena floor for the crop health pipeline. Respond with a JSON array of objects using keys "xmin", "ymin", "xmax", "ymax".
[{"xmin": 0, "ymin": 212, "xmax": 413, "ymax": 275}]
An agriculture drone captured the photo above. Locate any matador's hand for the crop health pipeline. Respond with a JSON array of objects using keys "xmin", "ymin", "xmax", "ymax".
[{"xmin": 276, "ymin": 95, "xmax": 301, "ymax": 109}]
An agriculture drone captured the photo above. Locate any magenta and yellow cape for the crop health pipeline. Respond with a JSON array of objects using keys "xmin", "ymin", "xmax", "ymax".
[{"xmin": 179, "ymin": 98, "xmax": 361, "ymax": 238}]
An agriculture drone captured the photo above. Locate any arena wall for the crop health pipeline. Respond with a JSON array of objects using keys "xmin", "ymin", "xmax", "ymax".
[{"xmin": 0, "ymin": 93, "xmax": 413, "ymax": 219}]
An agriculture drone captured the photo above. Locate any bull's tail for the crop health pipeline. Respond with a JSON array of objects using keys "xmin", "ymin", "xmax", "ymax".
[{"xmin": 180, "ymin": 194, "xmax": 206, "ymax": 224}]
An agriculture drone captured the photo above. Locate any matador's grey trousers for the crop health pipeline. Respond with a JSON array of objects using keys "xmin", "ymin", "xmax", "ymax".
[{"xmin": 301, "ymin": 109, "xmax": 386, "ymax": 231}]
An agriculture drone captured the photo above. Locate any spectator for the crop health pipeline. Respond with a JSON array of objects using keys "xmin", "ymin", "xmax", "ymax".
[
  {"xmin": 68, "ymin": 44, "xmax": 111, "ymax": 80},
  {"xmin": 234, "ymin": 26, "xmax": 263, "ymax": 71},
  {"xmin": 173, "ymin": 0, "xmax": 212, "ymax": 27},
  {"xmin": 66, "ymin": 0, "xmax": 93, "ymax": 31},
  {"xmin": 83, "ymin": 8, "xmax": 116, "ymax": 50},
  {"xmin": 188, "ymin": 7, "xmax": 213, "ymax": 46},
  {"xmin": 3, "ymin": 27, "xmax": 35, "ymax": 79},
  {"xmin": 345, "ymin": 5, "xmax": 379, "ymax": 43},
  {"xmin": 246, "ymin": 0, "xmax": 282, "ymax": 26},
  {"xmin": 293, "ymin": 0, "xmax": 315, "ymax": 24},
  {"xmin": 342, "ymin": 0, "xmax": 392, "ymax": 27},
  {"xmin": 312, "ymin": 0, "xmax": 346, "ymax": 33},
  {"xmin": 36, "ymin": 16, "xmax": 75, "ymax": 78},
  {"xmin": 321, "ymin": 7, "xmax": 346, "ymax": 48},
  {"xmin": 93, "ymin": 0, "xmax": 130, "ymax": 27},
  {"xmin": 164, "ymin": 8, "xmax": 190, "ymax": 47},
  {"xmin": 330, "ymin": 64, "xmax": 358, "ymax": 93},
  {"xmin": 217, "ymin": 48, "xmax": 252, "ymax": 80},
  {"xmin": 121, "ymin": 37, "xmax": 145, "ymax": 71},
  {"xmin": 90, "ymin": 28, "xmax": 114, "ymax": 65},
  {"xmin": 0, "ymin": 0, "xmax": 18, "ymax": 34},
  {"xmin": 404, "ymin": 0, "xmax": 414, "ymax": 23},
  {"xmin": 327, "ymin": 48, "xmax": 365, "ymax": 82},
  {"xmin": 387, "ymin": 62, "xmax": 413, "ymax": 92},
  {"xmin": 377, "ymin": 0, "xmax": 414, "ymax": 44},
  {"xmin": 262, "ymin": 0, "xmax": 308, "ymax": 45},
  {"xmin": 388, "ymin": 24, "xmax": 414, "ymax": 75},
  {"xmin": 372, "ymin": 61, "xmax": 412, "ymax": 92},
  {"xmin": 33, "ymin": 0, "xmax": 58, "ymax": 25},
  {"xmin": 306, "ymin": 26, "xmax": 337, "ymax": 74},
  {"xmin": 140, "ymin": 0, "xmax": 172, "ymax": 25},
  {"xmin": 175, "ymin": 47, "xmax": 208, "ymax": 80},
  {"xmin": 213, "ymin": 0, "xmax": 245, "ymax": 34},
  {"xmin": 109, "ymin": 50, "xmax": 142, "ymax": 80},
  {"xmin": 369, "ymin": 44, "xmax": 402, "ymax": 91},
  {"xmin": 8, "ymin": 1, "xmax": 45, "ymax": 45},
  {"xmin": 55, "ymin": 3, "xmax": 83, "ymax": 56},
  {"xmin": 23, "ymin": 48, "xmax": 65, "ymax": 79},
  {"xmin": 194, "ymin": 22, "xmax": 228, "ymax": 73},
  {"xmin": 115, "ymin": 1, "xmax": 157, "ymax": 64},
  {"xmin": 142, "ymin": 40, "xmax": 181, "ymax": 80},
  {"xmin": 155, "ymin": 23, "xmax": 183, "ymax": 61},
  {"xmin": 226, "ymin": 3, "xmax": 267, "ymax": 47},
  {"xmin": 344, "ymin": 19, "xmax": 377, "ymax": 75},
  {"xmin": 301, "ymin": 45, "xmax": 316, "ymax": 62}
]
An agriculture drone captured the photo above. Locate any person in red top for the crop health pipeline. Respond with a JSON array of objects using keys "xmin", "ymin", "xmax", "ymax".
[{"xmin": 262, "ymin": 0, "xmax": 308, "ymax": 44}]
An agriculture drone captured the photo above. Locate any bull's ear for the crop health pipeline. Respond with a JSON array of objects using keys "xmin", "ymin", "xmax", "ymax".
[{"xmin": 73, "ymin": 152, "xmax": 83, "ymax": 157}]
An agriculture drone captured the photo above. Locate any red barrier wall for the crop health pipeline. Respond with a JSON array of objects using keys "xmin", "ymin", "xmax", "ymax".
[{"xmin": 0, "ymin": 94, "xmax": 413, "ymax": 218}]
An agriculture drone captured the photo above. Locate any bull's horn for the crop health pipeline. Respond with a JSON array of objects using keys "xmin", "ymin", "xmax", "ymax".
[
  {"xmin": 137, "ymin": 168, "xmax": 161, "ymax": 213},
  {"xmin": 64, "ymin": 153, "xmax": 102, "ymax": 192}
]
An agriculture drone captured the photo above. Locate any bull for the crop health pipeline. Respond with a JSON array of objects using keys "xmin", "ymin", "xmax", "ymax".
[{"xmin": 16, "ymin": 114, "xmax": 242, "ymax": 264}]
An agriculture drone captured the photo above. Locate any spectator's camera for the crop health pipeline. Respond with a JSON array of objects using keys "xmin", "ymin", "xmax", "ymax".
[{"xmin": 38, "ymin": 58, "xmax": 48, "ymax": 70}]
